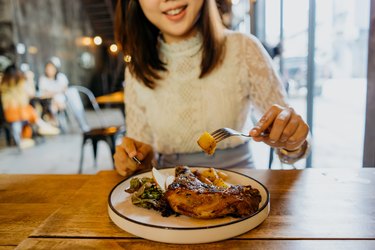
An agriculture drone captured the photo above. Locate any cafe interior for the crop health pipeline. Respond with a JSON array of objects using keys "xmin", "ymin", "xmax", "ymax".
[{"xmin": 0, "ymin": 0, "xmax": 374, "ymax": 249}]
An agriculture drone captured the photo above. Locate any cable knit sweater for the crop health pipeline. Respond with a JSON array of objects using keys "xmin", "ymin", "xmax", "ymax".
[{"xmin": 125, "ymin": 31, "xmax": 287, "ymax": 155}]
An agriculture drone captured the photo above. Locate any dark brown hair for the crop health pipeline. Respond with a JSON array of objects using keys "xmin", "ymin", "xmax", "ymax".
[
  {"xmin": 0, "ymin": 65, "xmax": 26, "ymax": 88},
  {"xmin": 115, "ymin": 0, "xmax": 225, "ymax": 88}
]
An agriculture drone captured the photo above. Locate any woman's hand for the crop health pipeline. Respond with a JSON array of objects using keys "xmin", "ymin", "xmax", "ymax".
[
  {"xmin": 113, "ymin": 137, "xmax": 154, "ymax": 177},
  {"xmin": 250, "ymin": 104, "xmax": 309, "ymax": 151}
]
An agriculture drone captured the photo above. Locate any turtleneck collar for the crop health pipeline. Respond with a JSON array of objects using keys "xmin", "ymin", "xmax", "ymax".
[{"xmin": 158, "ymin": 32, "xmax": 202, "ymax": 58}]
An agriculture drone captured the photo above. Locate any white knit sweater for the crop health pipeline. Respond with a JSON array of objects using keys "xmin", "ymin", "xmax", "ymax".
[{"xmin": 125, "ymin": 31, "xmax": 287, "ymax": 154}]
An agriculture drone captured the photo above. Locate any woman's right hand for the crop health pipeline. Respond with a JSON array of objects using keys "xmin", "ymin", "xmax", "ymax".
[{"xmin": 114, "ymin": 137, "xmax": 154, "ymax": 177}]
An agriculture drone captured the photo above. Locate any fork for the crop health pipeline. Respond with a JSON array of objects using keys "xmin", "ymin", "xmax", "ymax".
[
  {"xmin": 211, "ymin": 127, "xmax": 270, "ymax": 144},
  {"xmin": 132, "ymin": 156, "xmax": 141, "ymax": 165},
  {"xmin": 211, "ymin": 128, "xmax": 252, "ymax": 144},
  {"xmin": 132, "ymin": 156, "xmax": 160, "ymax": 169}
]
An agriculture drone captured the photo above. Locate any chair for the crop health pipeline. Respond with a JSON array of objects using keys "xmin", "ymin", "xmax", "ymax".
[
  {"xmin": 65, "ymin": 86, "xmax": 125, "ymax": 173},
  {"xmin": 30, "ymin": 97, "xmax": 70, "ymax": 134}
]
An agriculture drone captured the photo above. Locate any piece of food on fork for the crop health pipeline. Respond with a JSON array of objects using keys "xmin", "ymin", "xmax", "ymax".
[
  {"xmin": 197, "ymin": 131, "xmax": 217, "ymax": 155},
  {"xmin": 197, "ymin": 128, "xmax": 252, "ymax": 155}
]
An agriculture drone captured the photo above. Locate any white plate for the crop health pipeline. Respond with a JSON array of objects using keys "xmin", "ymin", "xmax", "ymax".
[{"xmin": 108, "ymin": 167, "xmax": 270, "ymax": 244}]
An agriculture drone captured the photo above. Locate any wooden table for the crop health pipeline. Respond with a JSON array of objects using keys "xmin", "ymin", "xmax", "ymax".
[
  {"xmin": 0, "ymin": 174, "xmax": 89, "ymax": 249},
  {"xmin": 95, "ymin": 91, "xmax": 124, "ymax": 105},
  {"xmin": 1, "ymin": 169, "xmax": 375, "ymax": 249},
  {"xmin": 95, "ymin": 91, "xmax": 125, "ymax": 117}
]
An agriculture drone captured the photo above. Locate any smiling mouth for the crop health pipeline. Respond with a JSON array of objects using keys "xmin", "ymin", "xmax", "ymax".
[{"xmin": 164, "ymin": 5, "xmax": 188, "ymax": 16}]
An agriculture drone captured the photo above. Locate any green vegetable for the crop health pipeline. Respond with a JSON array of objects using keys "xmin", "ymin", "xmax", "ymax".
[{"xmin": 125, "ymin": 177, "xmax": 176, "ymax": 217}]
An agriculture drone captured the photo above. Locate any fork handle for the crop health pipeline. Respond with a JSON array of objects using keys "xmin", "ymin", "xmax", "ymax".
[{"xmin": 247, "ymin": 132, "xmax": 270, "ymax": 137}]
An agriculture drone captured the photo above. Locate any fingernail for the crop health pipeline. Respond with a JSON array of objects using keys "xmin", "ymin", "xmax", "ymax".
[
  {"xmin": 128, "ymin": 151, "xmax": 137, "ymax": 158},
  {"xmin": 137, "ymin": 153, "xmax": 144, "ymax": 159},
  {"xmin": 270, "ymin": 140, "xmax": 276, "ymax": 143}
]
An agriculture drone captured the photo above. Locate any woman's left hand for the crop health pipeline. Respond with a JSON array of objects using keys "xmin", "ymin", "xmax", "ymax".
[{"xmin": 249, "ymin": 104, "xmax": 309, "ymax": 151}]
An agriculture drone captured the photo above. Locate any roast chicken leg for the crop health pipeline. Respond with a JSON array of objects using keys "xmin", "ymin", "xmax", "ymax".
[{"xmin": 165, "ymin": 166, "xmax": 261, "ymax": 219}]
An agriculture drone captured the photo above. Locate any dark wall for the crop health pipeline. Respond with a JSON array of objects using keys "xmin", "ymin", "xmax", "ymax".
[{"xmin": 0, "ymin": 0, "xmax": 102, "ymax": 89}]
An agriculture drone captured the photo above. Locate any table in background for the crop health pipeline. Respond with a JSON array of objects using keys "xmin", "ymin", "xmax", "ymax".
[
  {"xmin": 1, "ymin": 168, "xmax": 375, "ymax": 249},
  {"xmin": 95, "ymin": 91, "xmax": 125, "ymax": 118}
]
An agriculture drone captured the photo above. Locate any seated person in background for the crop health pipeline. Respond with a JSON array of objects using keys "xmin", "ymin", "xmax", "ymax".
[
  {"xmin": 38, "ymin": 57, "xmax": 69, "ymax": 125},
  {"xmin": 0, "ymin": 65, "xmax": 60, "ymax": 148}
]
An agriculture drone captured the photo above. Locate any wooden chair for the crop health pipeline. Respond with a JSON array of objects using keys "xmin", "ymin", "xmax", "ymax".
[{"xmin": 65, "ymin": 86, "xmax": 125, "ymax": 173}]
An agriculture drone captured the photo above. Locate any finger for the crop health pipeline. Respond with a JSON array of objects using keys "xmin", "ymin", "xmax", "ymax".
[
  {"xmin": 122, "ymin": 137, "xmax": 137, "ymax": 158},
  {"xmin": 114, "ymin": 146, "xmax": 127, "ymax": 175},
  {"xmin": 114, "ymin": 161, "xmax": 126, "ymax": 176},
  {"xmin": 114, "ymin": 163, "xmax": 126, "ymax": 176},
  {"xmin": 279, "ymin": 113, "xmax": 299, "ymax": 143},
  {"xmin": 114, "ymin": 157, "xmax": 138, "ymax": 177},
  {"xmin": 285, "ymin": 122, "xmax": 309, "ymax": 150},
  {"xmin": 251, "ymin": 104, "xmax": 282, "ymax": 136},
  {"xmin": 137, "ymin": 143, "xmax": 153, "ymax": 161},
  {"xmin": 114, "ymin": 145, "xmax": 126, "ymax": 162},
  {"xmin": 268, "ymin": 108, "xmax": 292, "ymax": 143},
  {"xmin": 251, "ymin": 135, "xmax": 266, "ymax": 142}
]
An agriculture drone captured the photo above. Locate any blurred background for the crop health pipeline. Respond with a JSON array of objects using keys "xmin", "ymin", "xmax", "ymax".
[{"xmin": 0, "ymin": 0, "xmax": 373, "ymax": 173}]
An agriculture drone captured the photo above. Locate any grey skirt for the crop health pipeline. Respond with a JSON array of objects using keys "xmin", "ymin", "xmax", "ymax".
[{"xmin": 158, "ymin": 142, "xmax": 254, "ymax": 169}]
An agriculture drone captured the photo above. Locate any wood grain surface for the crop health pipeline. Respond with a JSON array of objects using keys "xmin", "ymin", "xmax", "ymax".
[
  {"xmin": 2, "ymin": 168, "xmax": 375, "ymax": 249},
  {"xmin": 15, "ymin": 239, "xmax": 375, "ymax": 250},
  {"xmin": 32, "ymin": 169, "xmax": 375, "ymax": 240},
  {"xmin": 0, "ymin": 174, "xmax": 89, "ymax": 248}
]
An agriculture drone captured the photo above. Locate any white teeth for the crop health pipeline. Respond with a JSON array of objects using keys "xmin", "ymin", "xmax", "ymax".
[{"xmin": 166, "ymin": 7, "xmax": 184, "ymax": 16}]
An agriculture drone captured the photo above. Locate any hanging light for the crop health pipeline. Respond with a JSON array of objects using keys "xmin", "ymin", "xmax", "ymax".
[
  {"xmin": 93, "ymin": 36, "xmax": 102, "ymax": 45},
  {"xmin": 109, "ymin": 44, "xmax": 118, "ymax": 53},
  {"xmin": 16, "ymin": 43, "xmax": 26, "ymax": 54},
  {"xmin": 82, "ymin": 37, "xmax": 92, "ymax": 46},
  {"xmin": 124, "ymin": 55, "xmax": 131, "ymax": 63},
  {"xmin": 28, "ymin": 46, "xmax": 38, "ymax": 54}
]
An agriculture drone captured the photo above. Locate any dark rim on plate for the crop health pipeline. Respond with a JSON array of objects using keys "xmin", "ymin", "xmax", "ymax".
[{"xmin": 108, "ymin": 167, "xmax": 270, "ymax": 230}]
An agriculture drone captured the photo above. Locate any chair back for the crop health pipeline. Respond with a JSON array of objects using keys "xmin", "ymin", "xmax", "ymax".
[{"xmin": 65, "ymin": 86, "xmax": 107, "ymax": 132}]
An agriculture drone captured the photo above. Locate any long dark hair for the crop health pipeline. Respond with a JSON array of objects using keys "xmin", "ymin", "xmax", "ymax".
[
  {"xmin": 0, "ymin": 65, "xmax": 26, "ymax": 88},
  {"xmin": 115, "ymin": 0, "xmax": 225, "ymax": 88}
]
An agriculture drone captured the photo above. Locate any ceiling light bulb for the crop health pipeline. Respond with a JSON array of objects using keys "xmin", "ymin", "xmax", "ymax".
[
  {"xmin": 94, "ymin": 36, "xmax": 102, "ymax": 45},
  {"xmin": 110, "ymin": 44, "xmax": 118, "ymax": 53}
]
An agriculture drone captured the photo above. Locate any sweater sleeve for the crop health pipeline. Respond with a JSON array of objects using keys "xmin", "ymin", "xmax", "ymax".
[
  {"xmin": 243, "ymin": 34, "xmax": 288, "ymax": 114},
  {"xmin": 124, "ymin": 70, "xmax": 154, "ymax": 145}
]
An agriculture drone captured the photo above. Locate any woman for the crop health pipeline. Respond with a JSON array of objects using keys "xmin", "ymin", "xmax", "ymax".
[
  {"xmin": 113, "ymin": 0, "xmax": 310, "ymax": 177},
  {"xmin": 38, "ymin": 57, "xmax": 69, "ymax": 125},
  {"xmin": 0, "ymin": 65, "xmax": 60, "ymax": 148}
]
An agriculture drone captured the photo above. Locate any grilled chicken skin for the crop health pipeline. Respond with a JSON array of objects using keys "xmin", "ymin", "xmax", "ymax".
[{"xmin": 165, "ymin": 166, "xmax": 261, "ymax": 219}]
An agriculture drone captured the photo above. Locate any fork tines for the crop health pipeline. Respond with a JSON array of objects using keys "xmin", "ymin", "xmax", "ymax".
[{"xmin": 211, "ymin": 128, "xmax": 231, "ymax": 142}]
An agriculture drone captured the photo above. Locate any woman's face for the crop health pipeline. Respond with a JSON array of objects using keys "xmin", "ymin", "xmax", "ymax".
[
  {"xmin": 139, "ymin": 0, "xmax": 204, "ymax": 44},
  {"xmin": 45, "ymin": 63, "xmax": 57, "ymax": 78}
]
